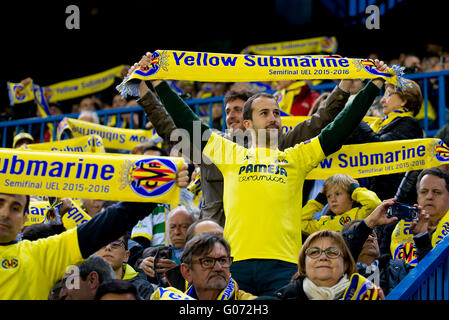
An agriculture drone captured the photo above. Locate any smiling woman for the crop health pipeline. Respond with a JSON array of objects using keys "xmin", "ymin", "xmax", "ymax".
[{"xmin": 274, "ymin": 230, "xmax": 382, "ymax": 300}]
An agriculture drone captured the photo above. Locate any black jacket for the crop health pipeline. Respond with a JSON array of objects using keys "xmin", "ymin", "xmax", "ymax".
[
  {"xmin": 77, "ymin": 202, "xmax": 156, "ymax": 258},
  {"xmin": 346, "ymin": 116, "xmax": 423, "ymax": 201},
  {"xmin": 342, "ymin": 220, "xmax": 432, "ymax": 295}
]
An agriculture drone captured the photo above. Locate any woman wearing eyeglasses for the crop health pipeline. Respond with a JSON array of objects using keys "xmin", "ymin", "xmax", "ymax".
[{"xmin": 274, "ymin": 230, "xmax": 383, "ymax": 300}]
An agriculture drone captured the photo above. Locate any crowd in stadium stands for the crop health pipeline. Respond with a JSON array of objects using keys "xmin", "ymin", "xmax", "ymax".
[{"xmin": 2, "ymin": 41, "xmax": 449, "ymax": 301}]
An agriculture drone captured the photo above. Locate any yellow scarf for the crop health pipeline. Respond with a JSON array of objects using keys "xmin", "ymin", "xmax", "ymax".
[
  {"xmin": 369, "ymin": 107, "xmax": 414, "ymax": 133},
  {"xmin": 390, "ymin": 220, "xmax": 418, "ymax": 266},
  {"xmin": 342, "ymin": 273, "xmax": 382, "ymax": 300},
  {"xmin": 7, "ymin": 65, "xmax": 126, "ymax": 105},
  {"xmin": 117, "ymin": 50, "xmax": 404, "ymax": 98},
  {"xmin": 25, "ymin": 199, "xmax": 91, "ymax": 229},
  {"xmin": 58, "ymin": 118, "xmax": 160, "ymax": 151},
  {"xmin": 274, "ymin": 80, "xmax": 321, "ymax": 114},
  {"xmin": 0, "ymin": 148, "xmax": 184, "ymax": 204},
  {"xmin": 306, "ymin": 138, "xmax": 449, "ymax": 180},
  {"xmin": 432, "ymin": 209, "xmax": 449, "ymax": 247},
  {"xmin": 22, "ymin": 135, "xmax": 105, "ymax": 154},
  {"xmin": 185, "ymin": 277, "xmax": 238, "ymax": 300}
]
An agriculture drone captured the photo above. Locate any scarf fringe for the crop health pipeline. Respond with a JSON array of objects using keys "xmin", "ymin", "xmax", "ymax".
[
  {"xmin": 116, "ymin": 78, "xmax": 140, "ymax": 98},
  {"xmin": 391, "ymin": 64, "xmax": 409, "ymax": 92}
]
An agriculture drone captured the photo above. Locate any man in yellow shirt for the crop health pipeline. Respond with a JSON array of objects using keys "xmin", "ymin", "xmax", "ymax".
[
  {"xmin": 0, "ymin": 165, "xmax": 188, "ymax": 299},
  {"xmin": 141, "ymin": 59, "xmax": 388, "ymax": 296}
]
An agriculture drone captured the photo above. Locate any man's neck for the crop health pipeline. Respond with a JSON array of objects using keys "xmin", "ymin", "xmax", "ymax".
[
  {"xmin": 429, "ymin": 209, "xmax": 449, "ymax": 232},
  {"xmin": 357, "ymin": 254, "xmax": 377, "ymax": 266},
  {"xmin": 115, "ymin": 265, "xmax": 125, "ymax": 280}
]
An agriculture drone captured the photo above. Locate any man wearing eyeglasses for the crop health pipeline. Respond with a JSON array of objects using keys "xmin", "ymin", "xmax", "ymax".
[
  {"xmin": 152, "ymin": 233, "xmax": 256, "ymax": 300},
  {"xmin": 96, "ymin": 233, "xmax": 154, "ymax": 299}
]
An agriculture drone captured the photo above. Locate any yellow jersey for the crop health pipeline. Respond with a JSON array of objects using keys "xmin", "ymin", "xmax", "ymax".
[
  {"xmin": 0, "ymin": 228, "xmax": 83, "ymax": 299},
  {"xmin": 301, "ymin": 187, "xmax": 381, "ymax": 235},
  {"xmin": 203, "ymin": 132, "xmax": 325, "ymax": 264}
]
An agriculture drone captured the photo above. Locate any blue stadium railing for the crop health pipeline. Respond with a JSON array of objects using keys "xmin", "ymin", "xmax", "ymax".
[
  {"xmin": 1, "ymin": 69, "xmax": 448, "ymax": 148},
  {"xmin": 386, "ymin": 233, "xmax": 449, "ymax": 300}
]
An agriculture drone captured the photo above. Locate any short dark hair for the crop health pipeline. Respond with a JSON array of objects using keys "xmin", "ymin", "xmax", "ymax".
[
  {"xmin": 180, "ymin": 233, "xmax": 231, "ymax": 266},
  {"xmin": 385, "ymin": 79, "xmax": 423, "ymax": 116},
  {"xmin": 78, "ymin": 254, "xmax": 115, "ymax": 283},
  {"xmin": 121, "ymin": 232, "xmax": 130, "ymax": 251},
  {"xmin": 143, "ymin": 145, "xmax": 168, "ymax": 156},
  {"xmin": 242, "ymin": 92, "xmax": 276, "ymax": 121},
  {"xmin": 417, "ymin": 167, "xmax": 449, "ymax": 193},
  {"xmin": 94, "ymin": 279, "xmax": 139, "ymax": 300},
  {"xmin": 24, "ymin": 195, "xmax": 30, "ymax": 216},
  {"xmin": 224, "ymin": 87, "xmax": 258, "ymax": 105},
  {"xmin": 297, "ymin": 230, "xmax": 357, "ymax": 279}
]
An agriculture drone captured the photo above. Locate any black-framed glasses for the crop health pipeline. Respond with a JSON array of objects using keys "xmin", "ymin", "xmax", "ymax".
[
  {"xmin": 193, "ymin": 256, "xmax": 233, "ymax": 269},
  {"xmin": 106, "ymin": 239, "xmax": 125, "ymax": 249},
  {"xmin": 305, "ymin": 247, "xmax": 341, "ymax": 259}
]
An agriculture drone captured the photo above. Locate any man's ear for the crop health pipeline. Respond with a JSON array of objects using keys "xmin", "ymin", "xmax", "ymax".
[
  {"xmin": 243, "ymin": 119, "xmax": 252, "ymax": 130},
  {"xmin": 180, "ymin": 263, "xmax": 193, "ymax": 283},
  {"xmin": 87, "ymin": 271, "xmax": 100, "ymax": 290}
]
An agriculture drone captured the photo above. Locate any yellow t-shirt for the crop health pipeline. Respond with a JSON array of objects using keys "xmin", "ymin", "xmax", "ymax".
[
  {"xmin": 203, "ymin": 132, "xmax": 325, "ymax": 264},
  {"xmin": 0, "ymin": 228, "xmax": 83, "ymax": 300}
]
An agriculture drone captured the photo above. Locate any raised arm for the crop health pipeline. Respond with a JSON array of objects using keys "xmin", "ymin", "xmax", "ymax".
[
  {"xmin": 129, "ymin": 54, "xmax": 211, "ymax": 153},
  {"xmin": 280, "ymin": 80, "xmax": 351, "ymax": 148},
  {"xmin": 136, "ymin": 81, "xmax": 178, "ymax": 145},
  {"xmin": 318, "ymin": 60, "xmax": 387, "ymax": 156},
  {"xmin": 76, "ymin": 165, "xmax": 189, "ymax": 258}
]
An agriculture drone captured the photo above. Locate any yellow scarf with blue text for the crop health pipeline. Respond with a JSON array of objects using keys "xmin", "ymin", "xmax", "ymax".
[
  {"xmin": 57, "ymin": 118, "xmax": 160, "ymax": 151},
  {"xmin": 0, "ymin": 148, "xmax": 184, "ymax": 205},
  {"xmin": 390, "ymin": 220, "xmax": 418, "ymax": 267},
  {"xmin": 117, "ymin": 50, "xmax": 409, "ymax": 98},
  {"xmin": 7, "ymin": 65, "xmax": 126, "ymax": 105},
  {"xmin": 25, "ymin": 198, "xmax": 91, "ymax": 230},
  {"xmin": 342, "ymin": 273, "xmax": 381, "ymax": 300},
  {"xmin": 432, "ymin": 210, "xmax": 449, "ymax": 247},
  {"xmin": 369, "ymin": 107, "xmax": 414, "ymax": 133},
  {"xmin": 185, "ymin": 277, "xmax": 238, "ymax": 300},
  {"xmin": 22, "ymin": 135, "xmax": 105, "ymax": 154}
]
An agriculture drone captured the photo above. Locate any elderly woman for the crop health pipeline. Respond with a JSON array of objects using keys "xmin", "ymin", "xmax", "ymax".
[{"xmin": 274, "ymin": 230, "xmax": 382, "ymax": 300}]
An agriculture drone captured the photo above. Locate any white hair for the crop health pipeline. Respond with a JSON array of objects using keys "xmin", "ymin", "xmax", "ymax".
[{"xmin": 78, "ymin": 110, "xmax": 100, "ymax": 124}]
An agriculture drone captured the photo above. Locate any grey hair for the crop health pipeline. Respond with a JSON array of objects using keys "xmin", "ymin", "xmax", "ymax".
[
  {"xmin": 78, "ymin": 110, "xmax": 100, "ymax": 124},
  {"xmin": 78, "ymin": 254, "xmax": 116, "ymax": 283},
  {"xmin": 180, "ymin": 233, "xmax": 231, "ymax": 267},
  {"xmin": 167, "ymin": 205, "xmax": 196, "ymax": 224}
]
